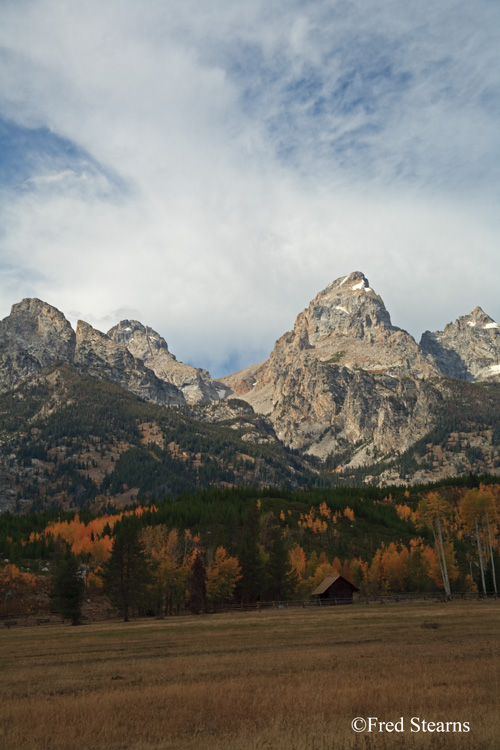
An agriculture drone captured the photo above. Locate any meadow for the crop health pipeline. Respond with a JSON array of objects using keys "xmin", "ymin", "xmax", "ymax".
[{"xmin": 1, "ymin": 600, "xmax": 499, "ymax": 750}]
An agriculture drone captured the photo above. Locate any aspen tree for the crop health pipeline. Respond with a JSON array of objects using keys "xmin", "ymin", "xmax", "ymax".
[
  {"xmin": 418, "ymin": 492, "xmax": 453, "ymax": 598},
  {"xmin": 461, "ymin": 488, "xmax": 498, "ymax": 596}
]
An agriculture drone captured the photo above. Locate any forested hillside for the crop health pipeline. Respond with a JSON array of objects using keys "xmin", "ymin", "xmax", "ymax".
[
  {"xmin": 2, "ymin": 479, "xmax": 499, "ymax": 623},
  {"xmin": 0, "ymin": 365, "xmax": 317, "ymax": 514}
]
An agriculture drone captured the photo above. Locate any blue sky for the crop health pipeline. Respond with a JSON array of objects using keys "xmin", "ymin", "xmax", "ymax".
[{"xmin": 0, "ymin": 0, "xmax": 499, "ymax": 376}]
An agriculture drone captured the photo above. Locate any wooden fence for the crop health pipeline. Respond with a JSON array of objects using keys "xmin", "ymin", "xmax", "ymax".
[{"xmin": 1, "ymin": 591, "xmax": 498, "ymax": 627}]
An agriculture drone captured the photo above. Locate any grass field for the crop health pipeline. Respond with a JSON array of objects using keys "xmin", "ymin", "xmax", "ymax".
[{"xmin": 1, "ymin": 600, "xmax": 500, "ymax": 749}]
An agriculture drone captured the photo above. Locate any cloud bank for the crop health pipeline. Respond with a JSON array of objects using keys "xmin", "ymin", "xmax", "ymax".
[{"xmin": 0, "ymin": 0, "xmax": 499, "ymax": 375}]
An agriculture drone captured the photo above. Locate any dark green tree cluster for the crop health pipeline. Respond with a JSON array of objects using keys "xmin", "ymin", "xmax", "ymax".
[
  {"xmin": 50, "ymin": 546, "xmax": 85, "ymax": 625},
  {"xmin": 102, "ymin": 516, "xmax": 151, "ymax": 622}
]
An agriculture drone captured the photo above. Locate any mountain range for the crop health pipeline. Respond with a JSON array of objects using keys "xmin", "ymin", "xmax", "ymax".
[{"xmin": 2, "ymin": 271, "xmax": 500, "ymax": 512}]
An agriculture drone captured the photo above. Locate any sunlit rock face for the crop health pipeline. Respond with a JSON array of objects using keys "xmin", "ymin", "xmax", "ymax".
[
  {"xmin": 74, "ymin": 320, "xmax": 185, "ymax": 407},
  {"xmin": 420, "ymin": 307, "xmax": 500, "ymax": 382},
  {"xmin": 221, "ymin": 272, "xmax": 439, "ymax": 459},
  {"xmin": 108, "ymin": 320, "xmax": 221, "ymax": 404},
  {"xmin": 0, "ymin": 299, "xmax": 76, "ymax": 392}
]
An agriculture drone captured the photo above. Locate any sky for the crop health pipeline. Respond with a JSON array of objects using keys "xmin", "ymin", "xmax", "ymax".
[{"xmin": 0, "ymin": 0, "xmax": 499, "ymax": 377}]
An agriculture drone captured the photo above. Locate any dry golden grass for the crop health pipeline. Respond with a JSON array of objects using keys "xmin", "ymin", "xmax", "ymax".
[{"xmin": 1, "ymin": 600, "xmax": 500, "ymax": 749}]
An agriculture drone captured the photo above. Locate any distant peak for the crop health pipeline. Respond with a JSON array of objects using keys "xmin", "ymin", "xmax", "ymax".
[
  {"xmin": 108, "ymin": 320, "xmax": 169, "ymax": 352},
  {"xmin": 461, "ymin": 307, "xmax": 498, "ymax": 329},
  {"xmin": 470, "ymin": 306, "xmax": 486, "ymax": 317},
  {"xmin": 10, "ymin": 297, "xmax": 68, "ymax": 320},
  {"xmin": 331, "ymin": 271, "xmax": 372, "ymax": 293},
  {"xmin": 76, "ymin": 319, "xmax": 104, "ymax": 338}
]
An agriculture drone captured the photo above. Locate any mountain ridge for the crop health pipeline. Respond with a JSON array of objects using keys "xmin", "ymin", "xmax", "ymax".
[{"xmin": 2, "ymin": 272, "xmax": 500, "ymax": 508}]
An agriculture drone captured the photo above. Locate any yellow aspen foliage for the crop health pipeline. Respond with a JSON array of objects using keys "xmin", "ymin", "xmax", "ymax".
[
  {"xmin": 44, "ymin": 514, "xmax": 118, "ymax": 564},
  {"xmin": 332, "ymin": 556, "xmax": 342, "ymax": 574},
  {"xmin": 206, "ymin": 547, "xmax": 241, "ymax": 605},
  {"xmin": 317, "ymin": 551, "xmax": 329, "ymax": 566},
  {"xmin": 308, "ymin": 561, "xmax": 338, "ymax": 593},
  {"xmin": 367, "ymin": 543, "xmax": 409, "ymax": 592},
  {"xmin": 166, "ymin": 529, "xmax": 179, "ymax": 559},
  {"xmin": 395, "ymin": 503, "xmax": 412, "ymax": 521},
  {"xmin": 344, "ymin": 557, "xmax": 367, "ymax": 587},
  {"xmin": 319, "ymin": 502, "xmax": 331, "ymax": 518},
  {"xmin": 0, "ymin": 563, "xmax": 39, "ymax": 611},
  {"xmin": 288, "ymin": 544, "xmax": 307, "ymax": 579},
  {"xmin": 343, "ymin": 507, "xmax": 355, "ymax": 521}
]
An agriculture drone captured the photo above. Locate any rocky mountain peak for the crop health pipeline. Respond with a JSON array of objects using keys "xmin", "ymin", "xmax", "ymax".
[
  {"xmin": 108, "ymin": 320, "xmax": 174, "ymax": 363},
  {"xmin": 5, "ymin": 298, "xmax": 76, "ymax": 362},
  {"xmin": 108, "ymin": 320, "xmax": 221, "ymax": 405},
  {"xmin": 420, "ymin": 307, "xmax": 500, "ymax": 382},
  {"xmin": 74, "ymin": 320, "xmax": 184, "ymax": 406},
  {"xmin": 298, "ymin": 272, "xmax": 392, "ymax": 347},
  {"xmin": 0, "ymin": 298, "xmax": 76, "ymax": 392},
  {"xmin": 221, "ymin": 272, "xmax": 436, "ymax": 457},
  {"xmin": 75, "ymin": 319, "xmax": 131, "ymax": 367},
  {"xmin": 330, "ymin": 270, "xmax": 372, "ymax": 291},
  {"xmin": 460, "ymin": 306, "xmax": 498, "ymax": 330}
]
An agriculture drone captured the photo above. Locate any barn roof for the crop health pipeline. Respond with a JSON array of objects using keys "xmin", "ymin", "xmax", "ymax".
[{"xmin": 311, "ymin": 575, "xmax": 360, "ymax": 596}]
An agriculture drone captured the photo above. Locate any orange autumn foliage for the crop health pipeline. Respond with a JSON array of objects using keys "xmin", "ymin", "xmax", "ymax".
[
  {"xmin": 395, "ymin": 503, "xmax": 412, "ymax": 522},
  {"xmin": 288, "ymin": 544, "xmax": 307, "ymax": 579},
  {"xmin": 206, "ymin": 547, "xmax": 241, "ymax": 604},
  {"xmin": 0, "ymin": 563, "xmax": 40, "ymax": 613},
  {"xmin": 343, "ymin": 507, "xmax": 355, "ymax": 522}
]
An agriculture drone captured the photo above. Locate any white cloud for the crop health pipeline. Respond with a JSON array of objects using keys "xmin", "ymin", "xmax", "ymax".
[{"xmin": 0, "ymin": 0, "xmax": 499, "ymax": 376}]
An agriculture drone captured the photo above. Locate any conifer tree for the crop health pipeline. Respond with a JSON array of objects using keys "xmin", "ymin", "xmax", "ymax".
[
  {"xmin": 266, "ymin": 528, "xmax": 298, "ymax": 601},
  {"xmin": 235, "ymin": 507, "xmax": 263, "ymax": 603},
  {"xmin": 50, "ymin": 546, "xmax": 84, "ymax": 625},
  {"xmin": 188, "ymin": 551, "xmax": 207, "ymax": 614},
  {"xmin": 103, "ymin": 516, "xmax": 151, "ymax": 622}
]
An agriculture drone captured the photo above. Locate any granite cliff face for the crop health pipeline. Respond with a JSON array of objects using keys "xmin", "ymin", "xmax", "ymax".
[
  {"xmin": 2, "ymin": 275, "xmax": 500, "ymax": 480},
  {"xmin": 0, "ymin": 300, "xmax": 224, "ymax": 407},
  {"xmin": 75, "ymin": 320, "xmax": 184, "ymax": 406},
  {"xmin": 108, "ymin": 320, "xmax": 221, "ymax": 404},
  {"xmin": 420, "ymin": 307, "xmax": 500, "ymax": 382},
  {"xmin": 222, "ymin": 272, "xmax": 439, "ymax": 460},
  {"xmin": 0, "ymin": 299, "xmax": 76, "ymax": 392}
]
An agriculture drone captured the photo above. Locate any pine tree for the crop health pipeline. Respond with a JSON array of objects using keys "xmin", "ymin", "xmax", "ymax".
[
  {"xmin": 235, "ymin": 508, "xmax": 263, "ymax": 603},
  {"xmin": 102, "ymin": 516, "xmax": 151, "ymax": 622},
  {"xmin": 188, "ymin": 552, "xmax": 207, "ymax": 614},
  {"xmin": 50, "ymin": 547, "xmax": 84, "ymax": 625},
  {"xmin": 266, "ymin": 529, "xmax": 297, "ymax": 601}
]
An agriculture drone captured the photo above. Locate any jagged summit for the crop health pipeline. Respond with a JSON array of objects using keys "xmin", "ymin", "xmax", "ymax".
[
  {"xmin": 73, "ymin": 320, "xmax": 184, "ymax": 406},
  {"xmin": 5, "ymin": 298, "xmax": 76, "ymax": 360},
  {"xmin": 0, "ymin": 298, "xmax": 76, "ymax": 392},
  {"xmin": 108, "ymin": 320, "xmax": 174, "ymax": 361},
  {"xmin": 420, "ymin": 306, "xmax": 500, "ymax": 382},
  {"xmin": 221, "ymin": 272, "xmax": 436, "ymax": 457},
  {"xmin": 2, "ymin": 281, "xmax": 500, "ymax": 488},
  {"xmin": 293, "ymin": 271, "xmax": 394, "ymax": 348},
  {"xmin": 329, "ymin": 271, "xmax": 373, "ymax": 292},
  {"xmin": 462, "ymin": 306, "xmax": 499, "ymax": 329},
  {"xmin": 0, "ymin": 299, "xmax": 213, "ymax": 405},
  {"xmin": 107, "ymin": 321, "xmax": 220, "ymax": 404}
]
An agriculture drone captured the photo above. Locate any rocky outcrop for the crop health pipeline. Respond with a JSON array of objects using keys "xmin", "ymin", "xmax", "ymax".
[
  {"xmin": 0, "ymin": 299, "xmax": 76, "ymax": 392},
  {"xmin": 75, "ymin": 321, "xmax": 184, "ymax": 406},
  {"xmin": 2, "ymin": 278, "xmax": 500, "ymax": 474},
  {"xmin": 420, "ymin": 307, "xmax": 500, "ymax": 382},
  {"xmin": 0, "ymin": 299, "xmax": 185, "ymax": 406},
  {"xmin": 222, "ymin": 272, "xmax": 439, "ymax": 459},
  {"xmin": 108, "ymin": 320, "xmax": 221, "ymax": 404}
]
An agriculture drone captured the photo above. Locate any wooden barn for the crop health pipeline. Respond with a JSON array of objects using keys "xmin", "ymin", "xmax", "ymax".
[{"xmin": 312, "ymin": 575, "xmax": 359, "ymax": 605}]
